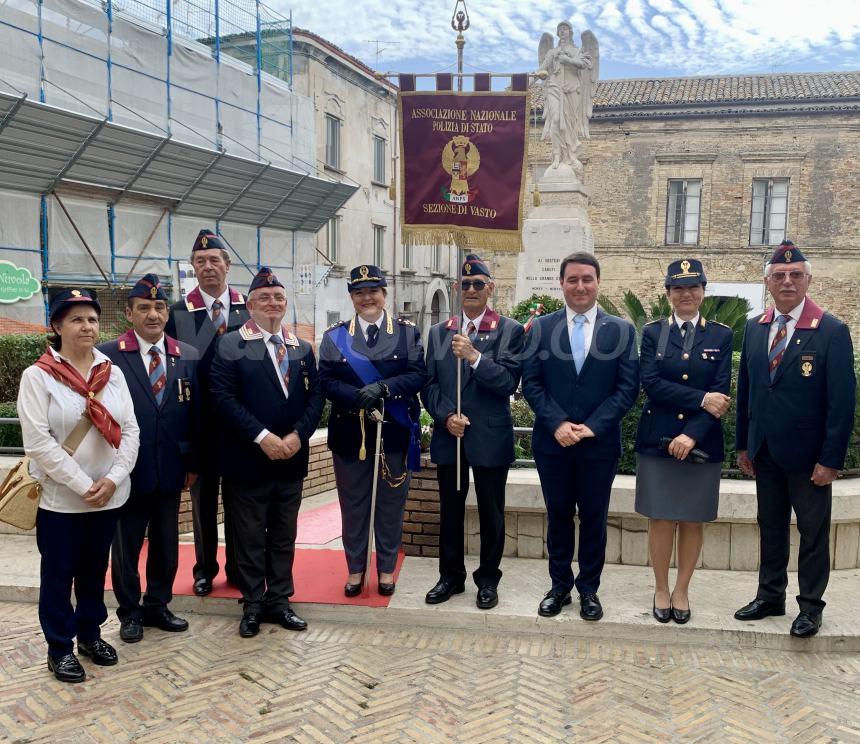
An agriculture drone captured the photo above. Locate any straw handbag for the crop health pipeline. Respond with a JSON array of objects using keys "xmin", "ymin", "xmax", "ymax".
[{"xmin": 0, "ymin": 457, "xmax": 42, "ymax": 530}]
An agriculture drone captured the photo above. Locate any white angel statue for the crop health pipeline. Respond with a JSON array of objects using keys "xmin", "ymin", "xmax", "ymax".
[{"xmin": 538, "ymin": 21, "xmax": 599, "ymax": 170}]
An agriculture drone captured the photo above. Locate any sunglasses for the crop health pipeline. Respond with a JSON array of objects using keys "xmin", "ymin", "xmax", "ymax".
[{"xmin": 461, "ymin": 280, "xmax": 487, "ymax": 290}]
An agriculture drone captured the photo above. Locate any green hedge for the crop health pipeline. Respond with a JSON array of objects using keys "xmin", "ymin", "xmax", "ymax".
[{"xmin": 0, "ymin": 334, "xmax": 48, "ymax": 403}]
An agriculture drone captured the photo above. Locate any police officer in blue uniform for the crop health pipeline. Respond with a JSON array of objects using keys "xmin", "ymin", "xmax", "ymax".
[
  {"xmin": 734, "ymin": 242, "xmax": 856, "ymax": 638},
  {"xmin": 423, "ymin": 254, "xmax": 525, "ymax": 610},
  {"xmin": 318, "ymin": 265, "xmax": 428, "ymax": 597},
  {"xmin": 165, "ymin": 229, "xmax": 249, "ymax": 596},
  {"xmin": 634, "ymin": 259, "xmax": 732, "ymax": 624},
  {"xmin": 100, "ymin": 274, "xmax": 199, "ymax": 642},
  {"xmin": 210, "ymin": 267, "xmax": 324, "ymax": 637}
]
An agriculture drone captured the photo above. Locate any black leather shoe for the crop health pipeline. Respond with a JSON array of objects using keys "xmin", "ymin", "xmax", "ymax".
[
  {"xmin": 734, "ymin": 598, "xmax": 786, "ymax": 621},
  {"xmin": 193, "ymin": 577, "xmax": 212, "ymax": 597},
  {"xmin": 344, "ymin": 581, "xmax": 362, "ymax": 597},
  {"xmin": 143, "ymin": 608, "xmax": 189, "ymax": 632},
  {"xmin": 671, "ymin": 604, "xmax": 691, "ymax": 625},
  {"xmin": 47, "ymin": 653, "xmax": 86, "ymax": 683},
  {"xmin": 652, "ymin": 595, "xmax": 671, "ymax": 624},
  {"xmin": 425, "ymin": 579, "xmax": 466, "ymax": 605},
  {"xmin": 119, "ymin": 617, "xmax": 144, "ymax": 643},
  {"xmin": 538, "ymin": 590, "xmax": 572, "ymax": 617},
  {"xmin": 790, "ymin": 611, "xmax": 822, "ymax": 638},
  {"xmin": 579, "ymin": 593, "xmax": 603, "ymax": 621},
  {"xmin": 378, "ymin": 577, "xmax": 396, "ymax": 596},
  {"xmin": 266, "ymin": 607, "xmax": 308, "ymax": 631},
  {"xmin": 476, "ymin": 586, "xmax": 498, "ymax": 610},
  {"xmin": 239, "ymin": 613, "xmax": 260, "ymax": 638},
  {"xmin": 77, "ymin": 638, "xmax": 118, "ymax": 666}
]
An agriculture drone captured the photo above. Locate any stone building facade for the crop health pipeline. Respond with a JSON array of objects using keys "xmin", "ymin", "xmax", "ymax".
[{"xmin": 490, "ymin": 71, "xmax": 860, "ymax": 335}]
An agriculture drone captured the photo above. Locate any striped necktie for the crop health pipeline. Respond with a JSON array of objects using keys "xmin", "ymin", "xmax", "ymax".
[
  {"xmin": 571, "ymin": 314, "xmax": 586, "ymax": 373},
  {"xmin": 768, "ymin": 314, "xmax": 791, "ymax": 381},
  {"xmin": 466, "ymin": 321, "xmax": 477, "ymax": 340},
  {"xmin": 148, "ymin": 347, "xmax": 166, "ymax": 405},
  {"xmin": 269, "ymin": 335, "xmax": 290, "ymax": 392},
  {"xmin": 211, "ymin": 300, "xmax": 227, "ymax": 335}
]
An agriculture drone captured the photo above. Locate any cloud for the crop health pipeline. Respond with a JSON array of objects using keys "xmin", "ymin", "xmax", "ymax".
[{"xmin": 277, "ymin": 0, "xmax": 860, "ymax": 78}]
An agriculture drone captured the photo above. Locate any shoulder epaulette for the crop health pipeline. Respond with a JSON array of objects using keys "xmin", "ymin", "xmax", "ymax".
[
  {"xmin": 325, "ymin": 320, "xmax": 346, "ymax": 332},
  {"xmin": 397, "ymin": 318, "xmax": 416, "ymax": 327},
  {"xmin": 710, "ymin": 320, "xmax": 731, "ymax": 329},
  {"xmin": 644, "ymin": 318, "xmax": 664, "ymax": 326}
]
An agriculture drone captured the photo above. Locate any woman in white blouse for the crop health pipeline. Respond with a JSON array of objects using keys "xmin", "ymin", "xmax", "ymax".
[{"xmin": 17, "ymin": 289, "xmax": 139, "ymax": 683}]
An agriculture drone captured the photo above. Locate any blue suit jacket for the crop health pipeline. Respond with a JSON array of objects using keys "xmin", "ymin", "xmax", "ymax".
[
  {"xmin": 736, "ymin": 298, "xmax": 855, "ymax": 472},
  {"xmin": 522, "ymin": 307, "xmax": 640, "ymax": 460},
  {"xmin": 318, "ymin": 311, "xmax": 428, "ymax": 458},
  {"xmin": 209, "ymin": 320, "xmax": 324, "ymax": 484},
  {"xmin": 422, "ymin": 310, "xmax": 524, "ymax": 467},
  {"xmin": 99, "ymin": 331, "xmax": 200, "ymax": 494},
  {"xmin": 635, "ymin": 317, "xmax": 732, "ymax": 461}
]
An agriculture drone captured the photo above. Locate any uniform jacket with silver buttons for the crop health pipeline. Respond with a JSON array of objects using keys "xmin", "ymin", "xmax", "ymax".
[
  {"xmin": 635, "ymin": 316, "xmax": 732, "ymax": 461},
  {"xmin": 318, "ymin": 311, "xmax": 428, "ymax": 458}
]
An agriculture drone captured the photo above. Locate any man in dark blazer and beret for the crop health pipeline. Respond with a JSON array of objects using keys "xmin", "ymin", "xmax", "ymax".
[
  {"xmin": 522, "ymin": 251, "xmax": 640, "ymax": 621},
  {"xmin": 422, "ymin": 254, "xmax": 524, "ymax": 610},
  {"xmin": 100, "ymin": 273, "xmax": 198, "ymax": 642},
  {"xmin": 735, "ymin": 241, "xmax": 856, "ymax": 638},
  {"xmin": 165, "ymin": 229, "xmax": 249, "ymax": 597},
  {"xmin": 210, "ymin": 267, "xmax": 323, "ymax": 637},
  {"xmin": 318, "ymin": 264, "xmax": 427, "ymax": 597}
]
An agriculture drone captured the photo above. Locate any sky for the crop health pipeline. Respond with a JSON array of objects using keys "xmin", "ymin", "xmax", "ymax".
[{"xmin": 276, "ymin": 0, "xmax": 860, "ymax": 80}]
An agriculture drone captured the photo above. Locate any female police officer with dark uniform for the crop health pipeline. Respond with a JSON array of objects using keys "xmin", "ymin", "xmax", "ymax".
[
  {"xmin": 635, "ymin": 259, "xmax": 732, "ymax": 624},
  {"xmin": 318, "ymin": 265, "xmax": 428, "ymax": 596}
]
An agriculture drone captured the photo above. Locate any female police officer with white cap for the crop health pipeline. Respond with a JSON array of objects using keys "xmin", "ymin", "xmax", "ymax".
[{"xmin": 635, "ymin": 259, "xmax": 732, "ymax": 624}]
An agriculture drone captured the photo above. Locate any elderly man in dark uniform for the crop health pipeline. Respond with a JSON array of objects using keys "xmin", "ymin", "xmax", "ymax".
[
  {"xmin": 522, "ymin": 252, "xmax": 640, "ymax": 621},
  {"xmin": 210, "ymin": 267, "xmax": 323, "ymax": 637},
  {"xmin": 734, "ymin": 241, "xmax": 856, "ymax": 638},
  {"xmin": 422, "ymin": 254, "xmax": 524, "ymax": 610},
  {"xmin": 165, "ymin": 229, "xmax": 249, "ymax": 597},
  {"xmin": 100, "ymin": 274, "xmax": 199, "ymax": 643},
  {"xmin": 318, "ymin": 264, "xmax": 427, "ymax": 597}
]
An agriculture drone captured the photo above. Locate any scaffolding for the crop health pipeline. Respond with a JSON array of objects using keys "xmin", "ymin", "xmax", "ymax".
[{"xmin": 0, "ymin": 0, "xmax": 356, "ymax": 329}]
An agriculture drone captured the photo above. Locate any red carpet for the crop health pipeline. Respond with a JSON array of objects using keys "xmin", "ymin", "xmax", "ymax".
[
  {"xmin": 296, "ymin": 501, "xmax": 342, "ymax": 545},
  {"xmin": 108, "ymin": 543, "xmax": 404, "ymax": 608}
]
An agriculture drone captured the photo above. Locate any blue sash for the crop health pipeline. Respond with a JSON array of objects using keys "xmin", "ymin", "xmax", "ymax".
[{"xmin": 331, "ymin": 324, "xmax": 421, "ymax": 472}]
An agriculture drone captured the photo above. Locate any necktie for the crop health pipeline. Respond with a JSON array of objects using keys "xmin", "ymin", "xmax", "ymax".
[
  {"xmin": 366, "ymin": 323, "xmax": 378, "ymax": 348},
  {"xmin": 269, "ymin": 335, "xmax": 290, "ymax": 392},
  {"xmin": 768, "ymin": 314, "xmax": 791, "ymax": 381},
  {"xmin": 681, "ymin": 320, "xmax": 695, "ymax": 352},
  {"xmin": 211, "ymin": 300, "xmax": 227, "ymax": 335},
  {"xmin": 571, "ymin": 314, "xmax": 586, "ymax": 373},
  {"xmin": 148, "ymin": 347, "xmax": 166, "ymax": 405},
  {"xmin": 466, "ymin": 321, "xmax": 477, "ymax": 340}
]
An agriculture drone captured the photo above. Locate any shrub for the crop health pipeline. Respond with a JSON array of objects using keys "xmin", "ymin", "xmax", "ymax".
[
  {"xmin": 0, "ymin": 401, "xmax": 21, "ymax": 449},
  {"xmin": 0, "ymin": 334, "xmax": 48, "ymax": 402}
]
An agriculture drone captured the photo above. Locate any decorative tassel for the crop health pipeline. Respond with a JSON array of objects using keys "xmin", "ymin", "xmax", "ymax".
[
  {"xmin": 358, "ymin": 409, "xmax": 367, "ymax": 461},
  {"xmin": 533, "ymin": 183, "xmax": 541, "ymax": 207}
]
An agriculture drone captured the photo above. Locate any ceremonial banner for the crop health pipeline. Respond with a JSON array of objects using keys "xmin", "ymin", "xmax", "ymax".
[{"xmin": 399, "ymin": 91, "xmax": 528, "ymax": 252}]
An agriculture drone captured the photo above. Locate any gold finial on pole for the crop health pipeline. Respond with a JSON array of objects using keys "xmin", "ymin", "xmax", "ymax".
[{"xmin": 451, "ymin": 0, "xmax": 470, "ymax": 92}]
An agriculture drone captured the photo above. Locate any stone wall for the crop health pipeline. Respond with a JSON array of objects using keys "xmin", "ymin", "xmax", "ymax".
[
  {"xmin": 402, "ymin": 457, "xmax": 441, "ymax": 557},
  {"xmin": 489, "ymin": 111, "xmax": 860, "ymax": 337}
]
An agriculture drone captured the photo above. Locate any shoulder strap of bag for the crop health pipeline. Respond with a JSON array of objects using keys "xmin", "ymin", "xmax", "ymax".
[{"xmin": 61, "ymin": 386, "xmax": 107, "ymax": 456}]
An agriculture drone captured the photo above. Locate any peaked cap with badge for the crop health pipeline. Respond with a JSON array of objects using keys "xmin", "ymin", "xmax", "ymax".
[
  {"xmin": 128, "ymin": 273, "xmax": 169, "ymax": 301},
  {"xmin": 49, "ymin": 288, "xmax": 101, "ymax": 321},
  {"xmin": 768, "ymin": 239, "xmax": 807, "ymax": 265},
  {"xmin": 664, "ymin": 258, "xmax": 706, "ymax": 288},
  {"xmin": 347, "ymin": 264, "xmax": 386, "ymax": 292},
  {"xmin": 192, "ymin": 229, "xmax": 227, "ymax": 253},
  {"xmin": 462, "ymin": 254, "xmax": 491, "ymax": 278},
  {"xmin": 248, "ymin": 266, "xmax": 284, "ymax": 293}
]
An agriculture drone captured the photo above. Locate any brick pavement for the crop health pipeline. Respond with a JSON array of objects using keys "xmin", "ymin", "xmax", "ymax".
[{"xmin": 1, "ymin": 601, "xmax": 859, "ymax": 743}]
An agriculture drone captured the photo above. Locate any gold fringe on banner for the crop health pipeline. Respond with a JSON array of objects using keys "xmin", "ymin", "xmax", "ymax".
[{"xmin": 401, "ymin": 225, "xmax": 523, "ymax": 253}]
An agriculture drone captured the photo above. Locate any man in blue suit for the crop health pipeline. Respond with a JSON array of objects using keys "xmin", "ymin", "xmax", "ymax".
[
  {"xmin": 100, "ymin": 274, "xmax": 199, "ymax": 643},
  {"xmin": 734, "ymin": 241, "xmax": 856, "ymax": 638},
  {"xmin": 523, "ymin": 252, "xmax": 640, "ymax": 620},
  {"xmin": 423, "ymin": 254, "xmax": 524, "ymax": 610},
  {"xmin": 210, "ymin": 267, "xmax": 324, "ymax": 638}
]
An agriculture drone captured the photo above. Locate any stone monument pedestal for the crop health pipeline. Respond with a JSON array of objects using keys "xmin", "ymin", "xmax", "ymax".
[{"xmin": 515, "ymin": 167, "xmax": 594, "ymax": 305}]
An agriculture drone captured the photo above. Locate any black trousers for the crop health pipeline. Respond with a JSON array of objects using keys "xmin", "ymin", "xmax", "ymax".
[
  {"xmin": 191, "ymin": 466, "xmax": 236, "ymax": 583},
  {"xmin": 534, "ymin": 452, "xmax": 617, "ymax": 595},
  {"xmin": 437, "ymin": 455, "xmax": 508, "ymax": 589},
  {"xmin": 36, "ymin": 507, "xmax": 119, "ymax": 657},
  {"xmin": 221, "ymin": 476, "xmax": 302, "ymax": 615},
  {"xmin": 754, "ymin": 443, "xmax": 832, "ymax": 614},
  {"xmin": 110, "ymin": 488, "xmax": 181, "ymax": 620}
]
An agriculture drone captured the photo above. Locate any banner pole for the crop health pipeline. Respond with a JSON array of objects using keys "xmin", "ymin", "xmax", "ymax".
[{"xmin": 454, "ymin": 240, "xmax": 464, "ymax": 491}]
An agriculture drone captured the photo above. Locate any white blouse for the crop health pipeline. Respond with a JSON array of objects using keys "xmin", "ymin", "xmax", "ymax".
[{"xmin": 17, "ymin": 347, "xmax": 140, "ymax": 513}]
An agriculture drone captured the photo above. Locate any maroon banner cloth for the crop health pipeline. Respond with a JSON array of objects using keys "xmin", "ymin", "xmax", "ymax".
[
  {"xmin": 436, "ymin": 73, "xmax": 453, "ymax": 91},
  {"xmin": 474, "ymin": 73, "xmax": 491, "ymax": 92},
  {"xmin": 398, "ymin": 91, "xmax": 528, "ymax": 249}
]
